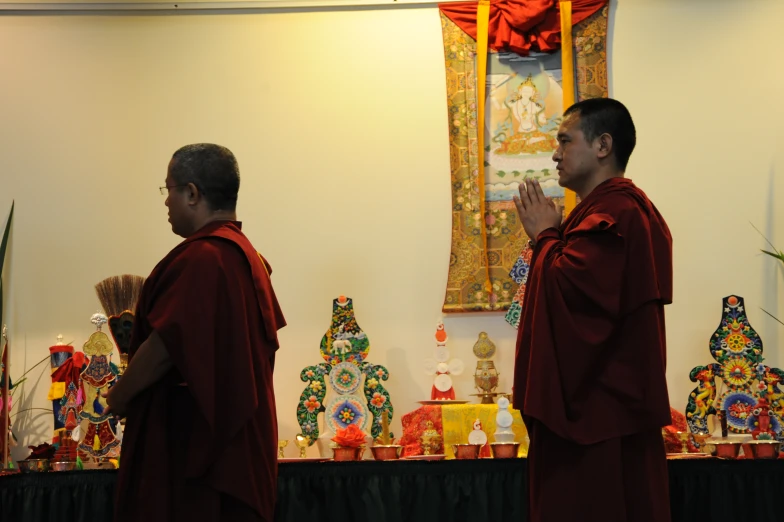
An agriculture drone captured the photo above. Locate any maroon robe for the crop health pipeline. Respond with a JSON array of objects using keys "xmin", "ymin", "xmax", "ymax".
[
  {"xmin": 513, "ymin": 178, "xmax": 673, "ymax": 522},
  {"xmin": 116, "ymin": 220, "xmax": 286, "ymax": 522}
]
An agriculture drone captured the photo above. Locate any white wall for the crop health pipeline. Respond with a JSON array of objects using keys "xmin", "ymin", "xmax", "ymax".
[{"xmin": 1, "ymin": 0, "xmax": 782, "ymax": 460}]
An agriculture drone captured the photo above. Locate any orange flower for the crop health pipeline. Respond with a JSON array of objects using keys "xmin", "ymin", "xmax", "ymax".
[
  {"xmin": 331, "ymin": 424, "xmax": 366, "ymax": 448},
  {"xmin": 303, "ymin": 396, "xmax": 321, "ymax": 413},
  {"xmin": 370, "ymin": 392, "xmax": 386, "ymax": 408}
]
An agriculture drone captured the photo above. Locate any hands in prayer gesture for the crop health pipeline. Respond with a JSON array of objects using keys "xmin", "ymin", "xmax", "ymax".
[{"xmin": 513, "ymin": 178, "xmax": 562, "ymax": 243}]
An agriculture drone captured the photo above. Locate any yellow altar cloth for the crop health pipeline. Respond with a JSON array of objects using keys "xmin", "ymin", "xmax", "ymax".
[{"xmin": 400, "ymin": 403, "xmax": 528, "ymax": 459}]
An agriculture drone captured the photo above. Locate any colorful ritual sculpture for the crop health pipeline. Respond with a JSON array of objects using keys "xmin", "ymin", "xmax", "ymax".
[
  {"xmin": 296, "ymin": 296, "xmax": 394, "ymax": 450},
  {"xmin": 76, "ymin": 313, "xmax": 121, "ymax": 461},
  {"xmin": 423, "ymin": 322, "xmax": 464, "ymax": 400},
  {"xmin": 48, "ymin": 336, "xmax": 74, "ymax": 445},
  {"xmin": 686, "ymin": 295, "xmax": 784, "ymax": 440},
  {"xmin": 47, "ymin": 335, "xmax": 92, "ymax": 463}
]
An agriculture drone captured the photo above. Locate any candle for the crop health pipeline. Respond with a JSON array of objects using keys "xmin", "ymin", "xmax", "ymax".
[
  {"xmin": 719, "ymin": 410, "xmax": 728, "ymax": 438},
  {"xmin": 381, "ymin": 409, "xmax": 390, "ymax": 445}
]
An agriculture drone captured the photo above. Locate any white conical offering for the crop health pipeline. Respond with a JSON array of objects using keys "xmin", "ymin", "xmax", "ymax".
[{"xmin": 494, "ymin": 396, "xmax": 515, "ymax": 443}]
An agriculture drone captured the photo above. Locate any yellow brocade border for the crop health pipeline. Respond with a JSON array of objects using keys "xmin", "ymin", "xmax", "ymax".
[
  {"xmin": 441, "ymin": 404, "xmax": 528, "ymax": 458},
  {"xmin": 441, "ymin": 6, "xmax": 609, "ymax": 312}
]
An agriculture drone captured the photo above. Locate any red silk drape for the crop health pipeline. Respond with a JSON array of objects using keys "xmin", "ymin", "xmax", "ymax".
[{"xmin": 439, "ymin": 0, "xmax": 607, "ymax": 55}]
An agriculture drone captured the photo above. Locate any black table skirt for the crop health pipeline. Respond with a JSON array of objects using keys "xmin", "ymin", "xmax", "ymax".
[{"xmin": 0, "ymin": 459, "xmax": 781, "ymax": 522}]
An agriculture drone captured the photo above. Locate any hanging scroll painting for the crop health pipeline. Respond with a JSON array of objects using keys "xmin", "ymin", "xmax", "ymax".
[{"xmin": 441, "ymin": 6, "xmax": 609, "ymax": 313}]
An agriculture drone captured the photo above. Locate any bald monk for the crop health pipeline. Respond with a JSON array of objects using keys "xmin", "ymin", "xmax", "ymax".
[
  {"xmin": 107, "ymin": 143, "xmax": 286, "ymax": 522},
  {"xmin": 513, "ymin": 98, "xmax": 672, "ymax": 522}
]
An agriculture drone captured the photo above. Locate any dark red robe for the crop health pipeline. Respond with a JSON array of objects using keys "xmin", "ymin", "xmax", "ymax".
[
  {"xmin": 116, "ymin": 221, "xmax": 286, "ymax": 522},
  {"xmin": 513, "ymin": 178, "xmax": 673, "ymax": 522}
]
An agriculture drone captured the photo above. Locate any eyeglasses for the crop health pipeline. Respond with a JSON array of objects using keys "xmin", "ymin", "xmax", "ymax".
[{"xmin": 159, "ymin": 184, "xmax": 187, "ymax": 195}]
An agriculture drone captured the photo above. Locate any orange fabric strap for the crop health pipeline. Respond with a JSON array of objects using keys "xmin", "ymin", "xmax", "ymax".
[
  {"xmin": 560, "ymin": 1, "xmax": 577, "ymax": 214},
  {"xmin": 477, "ymin": 0, "xmax": 492, "ymax": 291}
]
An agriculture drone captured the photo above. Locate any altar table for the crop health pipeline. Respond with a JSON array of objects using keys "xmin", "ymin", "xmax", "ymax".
[{"xmin": 1, "ymin": 458, "xmax": 782, "ymax": 522}]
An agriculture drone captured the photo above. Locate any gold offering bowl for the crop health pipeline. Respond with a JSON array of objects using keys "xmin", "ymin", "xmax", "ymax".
[
  {"xmin": 278, "ymin": 440, "xmax": 289, "ymax": 459},
  {"xmin": 675, "ymin": 431, "xmax": 690, "ymax": 453},
  {"xmin": 294, "ymin": 435, "xmax": 310, "ymax": 458},
  {"xmin": 370, "ymin": 445, "xmax": 403, "ymax": 461},
  {"xmin": 690, "ymin": 432, "xmax": 710, "ymax": 451},
  {"xmin": 742, "ymin": 440, "xmax": 781, "ymax": 460},
  {"xmin": 332, "ymin": 446, "xmax": 365, "ymax": 462},
  {"xmin": 489, "ymin": 442, "xmax": 520, "ymax": 459},
  {"xmin": 451, "ymin": 444, "xmax": 481, "ymax": 460}
]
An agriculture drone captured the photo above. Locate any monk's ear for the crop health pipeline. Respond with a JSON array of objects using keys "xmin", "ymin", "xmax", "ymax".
[
  {"xmin": 186, "ymin": 182, "xmax": 201, "ymax": 207},
  {"xmin": 596, "ymin": 133, "xmax": 613, "ymax": 161}
]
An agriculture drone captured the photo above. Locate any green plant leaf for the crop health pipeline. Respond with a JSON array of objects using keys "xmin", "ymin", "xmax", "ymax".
[
  {"xmin": 0, "ymin": 202, "xmax": 14, "ymax": 338},
  {"xmin": 0, "ymin": 202, "xmax": 14, "ymax": 276},
  {"xmin": 497, "ymin": 171, "xmax": 506, "ymax": 178},
  {"xmin": 761, "ymin": 249, "xmax": 784, "ymax": 263},
  {"xmin": 760, "ymin": 307, "xmax": 784, "ymax": 328}
]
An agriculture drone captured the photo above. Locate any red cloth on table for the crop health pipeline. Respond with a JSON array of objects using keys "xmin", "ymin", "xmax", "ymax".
[
  {"xmin": 439, "ymin": 0, "xmax": 607, "ymax": 56},
  {"xmin": 662, "ymin": 407, "xmax": 698, "ymax": 454},
  {"xmin": 513, "ymin": 177, "xmax": 673, "ymax": 522},
  {"xmin": 115, "ymin": 221, "xmax": 286, "ymax": 522},
  {"xmin": 399, "ymin": 405, "xmax": 444, "ymax": 457}
]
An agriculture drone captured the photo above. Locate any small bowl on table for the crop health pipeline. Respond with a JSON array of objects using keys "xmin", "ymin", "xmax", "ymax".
[
  {"xmin": 370, "ymin": 445, "xmax": 403, "ymax": 461},
  {"xmin": 742, "ymin": 440, "xmax": 781, "ymax": 460},
  {"xmin": 708, "ymin": 440, "xmax": 743, "ymax": 459},
  {"xmin": 51, "ymin": 461, "xmax": 77, "ymax": 472},
  {"xmin": 332, "ymin": 446, "xmax": 365, "ymax": 462},
  {"xmin": 490, "ymin": 442, "xmax": 521, "ymax": 459},
  {"xmin": 18, "ymin": 459, "xmax": 50, "ymax": 473},
  {"xmin": 451, "ymin": 444, "xmax": 481, "ymax": 460}
]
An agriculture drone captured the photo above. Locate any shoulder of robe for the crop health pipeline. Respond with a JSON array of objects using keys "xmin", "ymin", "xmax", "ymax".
[
  {"xmin": 583, "ymin": 192, "xmax": 648, "ymax": 232},
  {"xmin": 170, "ymin": 237, "xmax": 242, "ymax": 271}
]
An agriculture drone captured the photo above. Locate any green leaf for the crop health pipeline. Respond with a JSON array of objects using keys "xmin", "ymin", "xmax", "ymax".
[
  {"xmin": 512, "ymin": 171, "xmax": 521, "ymax": 177},
  {"xmin": 760, "ymin": 307, "xmax": 784, "ymax": 328},
  {"xmin": 0, "ymin": 202, "xmax": 14, "ymax": 276},
  {"xmin": 497, "ymin": 171, "xmax": 506, "ymax": 178},
  {"xmin": 761, "ymin": 249, "xmax": 784, "ymax": 263},
  {"xmin": 0, "ymin": 201, "xmax": 13, "ymax": 337}
]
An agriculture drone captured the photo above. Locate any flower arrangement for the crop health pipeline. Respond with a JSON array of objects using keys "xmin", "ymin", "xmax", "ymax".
[{"xmin": 331, "ymin": 424, "xmax": 366, "ymax": 448}]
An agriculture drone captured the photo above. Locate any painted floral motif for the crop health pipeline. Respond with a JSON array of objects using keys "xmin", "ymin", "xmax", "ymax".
[
  {"xmin": 687, "ymin": 295, "xmax": 784, "ymax": 439},
  {"xmin": 361, "ymin": 363, "xmax": 394, "ymax": 440},
  {"xmin": 296, "ymin": 363, "xmax": 331, "ymax": 445},
  {"xmin": 296, "ymin": 297, "xmax": 395, "ymax": 446},
  {"xmin": 326, "ymin": 396, "xmax": 368, "ymax": 434},
  {"xmin": 370, "ymin": 392, "xmax": 386, "ymax": 408},
  {"xmin": 329, "ymin": 362, "xmax": 362, "ymax": 395},
  {"xmin": 303, "ymin": 396, "xmax": 321, "ymax": 413}
]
